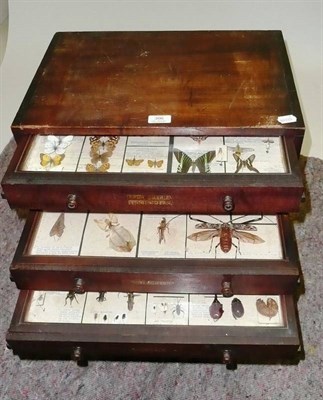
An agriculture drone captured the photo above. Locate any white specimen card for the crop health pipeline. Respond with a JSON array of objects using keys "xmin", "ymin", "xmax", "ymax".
[{"xmin": 24, "ymin": 291, "xmax": 284, "ymax": 327}]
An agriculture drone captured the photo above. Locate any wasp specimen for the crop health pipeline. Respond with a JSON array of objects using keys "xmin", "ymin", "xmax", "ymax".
[
  {"xmin": 94, "ymin": 214, "xmax": 136, "ymax": 252},
  {"xmin": 187, "ymin": 214, "xmax": 265, "ymax": 257},
  {"xmin": 64, "ymin": 291, "xmax": 78, "ymax": 306},
  {"xmin": 157, "ymin": 215, "xmax": 179, "ymax": 244}
]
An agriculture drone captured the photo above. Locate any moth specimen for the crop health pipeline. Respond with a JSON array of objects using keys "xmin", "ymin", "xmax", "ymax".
[
  {"xmin": 125, "ymin": 156, "xmax": 144, "ymax": 167},
  {"xmin": 173, "ymin": 149, "xmax": 216, "ymax": 173},
  {"xmin": 187, "ymin": 214, "xmax": 264, "ymax": 257},
  {"xmin": 49, "ymin": 213, "xmax": 65, "ymax": 238},
  {"xmin": 256, "ymin": 298, "xmax": 279, "ymax": 319},
  {"xmin": 147, "ymin": 159, "xmax": 164, "ymax": 168},
  {"xmin": 209, "ymin": 295, "xmax": 224, "ymax": 321},
  {"xmin": 94, "ymin": 214, "xmax": 136, "ymax": 252},
  {"xmin": 233, "ymin": 153, "xmax": 260, "ymax": 173},
  {"xmin": 231, "ymin": 298, "xmax": 244, "ymax": 319}
]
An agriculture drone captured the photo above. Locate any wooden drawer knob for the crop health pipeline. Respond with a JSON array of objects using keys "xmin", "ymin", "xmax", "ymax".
[
  {"xmin": 221, "ymin": 280, "xmax": 233, "ymax": 297},
  {"xmin": 71, "ymin": 346, "xmax": 88, "ymax": 366},
  {"xmin": 67, "ymin": 194, "xmax": 77, "ymax": 209},
  {"xmin": 223, "ymin": 195, "xmax": 234, "ymax": 212},
  {"xmin": 74, "ymin": 278, "xmax": 85, "ymax": 294}
]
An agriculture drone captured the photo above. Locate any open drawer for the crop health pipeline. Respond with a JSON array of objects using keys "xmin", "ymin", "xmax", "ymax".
[
  {"xmin": 7, "ymin": 290, "xmax": 302, "ymax": 367},
  {"xmin": 2, "ymin": 134, "xmax": 303, "ymax": 214},
  {"xmin": 10, "ymin": 211, "xmax": 301, "ymax": 295}
]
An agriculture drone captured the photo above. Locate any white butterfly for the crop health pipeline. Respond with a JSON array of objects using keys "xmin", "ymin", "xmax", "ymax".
[{"xmin": 44, "ymin": 135, "xmax": 74, "ymax": 155}]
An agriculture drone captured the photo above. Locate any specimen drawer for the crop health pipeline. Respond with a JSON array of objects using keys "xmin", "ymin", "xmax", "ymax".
[
  {"xmin": 7, "ymin": 291, "xmax": 302, "ymax": 367},
  {"xmin": 10, "ymin": 211, "xmax": 300, "ymax": 295},
  {"xmin": 2, "ymin": 134, "xmax": 303, "ymax": 214}
]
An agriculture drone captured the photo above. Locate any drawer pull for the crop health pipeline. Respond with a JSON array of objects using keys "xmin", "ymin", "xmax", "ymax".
[
  {"xmin": 221, "ymin": 280, "xmax": 233, "ymax": 297},
  {"xmin": 222, "ymin": 349, "xmax": 236, "ymax": 369},
  {"xmin": 223, "ymin": 195, "xmax": 234, "ymax": 212},
  {"xmin": 67, "ymin": 194, "xmax": 77, "ymax": 209},
  {"xmin": 74, "ymin": 278, "xmax": 85, "ymax": 294},
  {"xmin": 71, "ymin": 346, "xmax": 88, "ymax": 367}
]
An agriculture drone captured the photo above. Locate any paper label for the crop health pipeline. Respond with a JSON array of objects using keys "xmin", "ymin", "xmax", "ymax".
[
  {"xmin": 148, "ymin": 115, "xmax": 172, "ymax": 124},
  {"xmin": 277, "ymin": 115, "xmax": 297, "ymax": 124}
]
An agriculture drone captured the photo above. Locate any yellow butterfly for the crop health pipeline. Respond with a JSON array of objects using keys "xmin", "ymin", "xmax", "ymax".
[
  {"xmin": 86, "ymin": 163, "xmax": 110, "ymax": 172},
  {"xmin": 147, "ymin": 159, "xmax": 164, "ymax": 168},
  {"xmin": 40, "ymin": 153, "xmax": 65, "ymax": 168},
  {"xmin": 126, "ymin": 157, "xmax": 144, "ymax": 166}
]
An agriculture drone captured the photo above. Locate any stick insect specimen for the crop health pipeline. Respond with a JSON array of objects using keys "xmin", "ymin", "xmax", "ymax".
[
  {"xmin": 173, "ymin": 148, "xmax": 216, "ymax": 173},
  {"xmin": 94, "ymin": 214, "xmax": 136, "ymax": 252},
  {"xmin": 187, "ymin": 214, "xmax": 265, "ymax": 257},
  {"xmin": 157, "ymin": 215, "xmax": 180, "ymax": 244}
]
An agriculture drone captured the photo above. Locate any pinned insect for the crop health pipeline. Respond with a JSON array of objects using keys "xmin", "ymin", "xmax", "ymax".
[
  {"xmin": 233, "ymin": 153, "xmax": 260, "ymax": 173},
  {"xmin": 157, "ymin": 215, "xmax": 179, "ymax": 244},
  {"xmin": 86, "ymin": 162, "xmax": 110, "ymax": 172},
  {"xmin": 126, "ymin": 157, "xmax": 144, "ymax": 167},
  {"xmin": 40, "ymin": 153, "xmax": 65, "ymax": 168},
  {"xmin": 256, "ymin": 298, "xmax": 279, "ymax": 319},
  {"xmin": 227, "ymin": 143, "xmax": 254, "ymax": 158},
  {"xmin": 172, "ymin": 298, "xmax": 185, "ymax": 318},
  {"xmin": 126, "ymin": 292, "xmax": 137, "ymax": 311},
  {"xmin": 44, "ymin": 135, "xmax": 74, "ymax": 155},
  {"xmin": 191, "ymin": 136, "xmax": 208, "ymax": 144},
  {"xmin": 49, "ymin": 213, "xmax": 65, "ymax": 238},
  {"xmin": 173, "ymin": 149, "xmax": 216, "ymax": 173},
  {"xmin": 187, "ymin": 214, "xmax": 264, "ymax": 257},
  {"xmin": 64, "ymin": 291, "xmax": 78, "ymax": 306},
  {"xmin": 96, "ymin": 292, "xmax": 107, "ymax": 303},
  {"xmin": 231, "ymin": 298, "xmax": 244, "ymax": 319},
  {"xmin": 89, "ymin": 136, "xmax": 119, "ymax": 152},
  {"xmin": 209, "ymin": 295, "xmax": 224, "ymax": 321},
  {"xmin": 94, "ymin": 214, "xmax": 136, "ymax": 252},
  {"xmin": 147, "ymin": 159, "xmax": 164, "ymax": 168},
  {"xmin": 262, "ymin": 138, "xmax": 274, "ymax": 153}
]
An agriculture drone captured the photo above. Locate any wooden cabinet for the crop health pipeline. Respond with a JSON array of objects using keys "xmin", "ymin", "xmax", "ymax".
[{"xmin": 2, "ymin": 30, "xmax": 305, "ymax": 368}]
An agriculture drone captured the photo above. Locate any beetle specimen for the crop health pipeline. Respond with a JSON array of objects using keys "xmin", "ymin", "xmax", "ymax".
[
  {"xmin": 49, "ymin": 213, "xmax": 65, "ymax": 238},
  {"xmin": 64, "ymin": 291, "xmax": 78, "ymax": 306},
  {"xmin": 96, "ymin": 292, "xmax": 107, "ymax": 303},
  {"xmin": 187, "ymin": 214, "xmax": 265, "ymax": 257},
  {"xmin": 209, "ymin": 295, "xmax": 224, "ymax": 321},
  {"xmin": 172, "ymin": 298, "xmax": 185, "ymax": 318},
  {"xmin": 231, "ymin": 298, "xmax": 244, "ymax": 319},
  {"xmin": 94, "ymin": 214, "xmax": 136, "ymax": 252},
  {"xmin": 126, "ymin": 292, "xmax": 136, "ymax": 311},
  {"xmin": 173, "ymin": 148, "xmax": 216, "ymax": 173},
  {"xmin": 157, "ymin": 215, "xmax": 179, "ymax": 244},
  {"xmin": 256, "ymin": 298, "xmax": 279, "ymax": 319},
  {"xmin": 233, "ymin": 153, "xmax": 260, "ymax": 173}
]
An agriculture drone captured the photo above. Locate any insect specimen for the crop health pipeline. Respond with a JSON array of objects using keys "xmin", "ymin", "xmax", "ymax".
[
  {"xmin": 44, "ymin": 135, "xmax": 73, "ymax": 155},
  {"xmin": 114, "ymin": 313, "xmax": 127, "ymax": 323},
  {"xmin": 36, "ymin": 292, "xmax": 46, "ymax": 308},
  {"xmin": 89, "ymin": 136, "xmax": 119, "ymax": 152},
  {"xmin": 262, "ymin": 138, "xmax": 274, "ymax": 153},
  {"xmin": 173, "ymin": 148, "xmax": 216, "ymax": 173},
  {"xmin": 209, "ymin": 295, "xmax": 224, "ymax": 321},
  {"xmin": 96, "ymin": 292, "xmax": 107, "ymax": 303},
  {"xmin": 187, "ymin": 214, "xmax": 265, "ymax": 257},
  {"xmin": 233, "ymin": 153, "xmax": 260, "ymax": 173},
  {"xmin": 160, "ymin": 302, "xmax": 168, "ymax": 314},
  {"xmin": 227, "ymin": 143, "xmax": 254, "ymax": 157},
  {"xmin": 125, "ymin": 157, "xmax": 144, "ymax": 166},
  {"xmin": 65, "ymin": 291, "xmax": 78, "ymax": 306},
  {"xmin": 172, "ymin": 298, "xmax": 185, "ymax": 318},
  {"xmin": 157, "ymin": 215, "xmax": 179, "ymax": 244},
  {"xmin": 40, "ymin": 153, "xmax": 65, "ymax": 168},
  {"xmin": 147, "ymin": 159, "xmax": 164, "ymax": 168},
  {"xmin": 173, "ymin": 149, "xmax": 216, "ymax": 173},
  {"xmin": 191, "ymin": 136, "xmax": 208, "ymax": 144},
  {"xmin": 94, "ymin": 214, "xmax": 136, "ymax": 252},
  {"xmin": 231, "ymin": 298, "xmax": 244, "ymax": 319},
  {"xmin": 256, "ymin": 298, "xmax": 279, "ymax": 319},
  {"xmin": 49, "ymin": 213, "xmax": 65, "ymax": 238},
  {"xmin": 86, "ymin": 162, "xmax": 110, "ymax": 172}
]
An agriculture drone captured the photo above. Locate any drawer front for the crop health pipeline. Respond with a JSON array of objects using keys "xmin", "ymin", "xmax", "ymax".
[
  {"xmin": 10, "ymin": 212, "xmax": 300, "ymax": 295},
  {"xmin": 7, "ymin": 291, "xmax": 301, "ymax": 367},
  {"xmin": 2, "ymin": 134, "xmax": 303, "ymax": 214}
]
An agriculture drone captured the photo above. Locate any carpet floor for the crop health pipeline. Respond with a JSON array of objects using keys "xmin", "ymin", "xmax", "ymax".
[{"xmin": 0, "ymin": 139, "xmax": 322, "ymax": 400}]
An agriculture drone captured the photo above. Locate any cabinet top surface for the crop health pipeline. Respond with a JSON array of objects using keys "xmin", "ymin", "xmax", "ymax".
[{"xmin": 12, "ymin": 31, "xmax": 304, "ymax": 135}]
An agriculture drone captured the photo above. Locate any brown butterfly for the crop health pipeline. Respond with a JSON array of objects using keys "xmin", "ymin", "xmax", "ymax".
[
  {"xmin": 49, "ymin": 213, "xmax": 65, "ymax": 238},
  {"xmin": 86, "ymin": 163, "xmax": 110, "ymax": 172},
  {"xmin": 126, "ymin": 157, "xmax": 144, "ymax": 166},
  {"xmin": 147, "ymin": 159, "xmax": 164, "ymax": 168},
  {"xmin": 90, "ymin": 148, "xmax": 111, "ymax": 164}
]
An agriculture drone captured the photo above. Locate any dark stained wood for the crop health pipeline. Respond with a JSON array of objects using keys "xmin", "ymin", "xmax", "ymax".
[
  {"xmin": 10, "ymin": 213, "xmax": 300, "ymax": 294},
  {"xmin": 2, "ymin": 135, "xmax": 303, "ymax": 214},
  {"xmin": 12, "ymin": 31, "xmax": 304, "ymax": 138},
  {"xmin": 7, "ymin": 292, "xmax": 301, "ymax": 365}
]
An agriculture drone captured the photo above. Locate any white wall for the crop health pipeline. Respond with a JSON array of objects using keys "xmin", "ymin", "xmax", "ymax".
[
  {"xmin": 0, "ymin": 0, "xmax": 322, "ymax": 159},
  {"xmin": 0, "ymin": 0, "xmax": 8, "ymax": 24}
]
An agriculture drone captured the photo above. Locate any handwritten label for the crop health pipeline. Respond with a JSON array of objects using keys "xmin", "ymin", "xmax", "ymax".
[
  {"xmin": 148, "ymin": 115, "xmax": 172, "ymax": 124},
  {"xmin": 277, "ymin": 115, "xmax": 297, "ymax": 124}
]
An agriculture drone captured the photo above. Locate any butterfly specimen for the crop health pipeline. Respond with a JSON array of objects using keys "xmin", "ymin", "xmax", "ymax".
[
  {"xmin": 49, "ymin": 213, "xmax": 65, "ymax": 238},
  {"xmin": 173, "ymin": 149, "xmax": 216, "ymax": 173},
  {"xmin": 126, "ymin": 157, "xmax": 144, "ymax": 167},
  {"xmin": 147, "ymin": 159, "xmax": 164, "ymax": 168},
  {"xmin": 233, "ymin": 153, "xmax": 260, "ymax": 173},
  {"xmin": 191, "ymin": 136, "xmax": 208, "ymax": 144},
  {"xmin": 40, "ymin": 153, "xmax": 65, "ymax": 168},
  {"xmin": 89, "ymin": 136, "xmax": 119, "ymax": 152},
  {"xmin": 44, "ymin": 135, "xmax": 73, "ymax": 155},
  {"xmin": 86, "ymin": 163, "xmax": 110, "ymax": 172},
  {"xmin": 256, "ymin": 298, "xmax": 279, "ymax": 319},
  {"xmin": 94, "ymin": 214, "xmax": 136, "ymax": 252}
]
